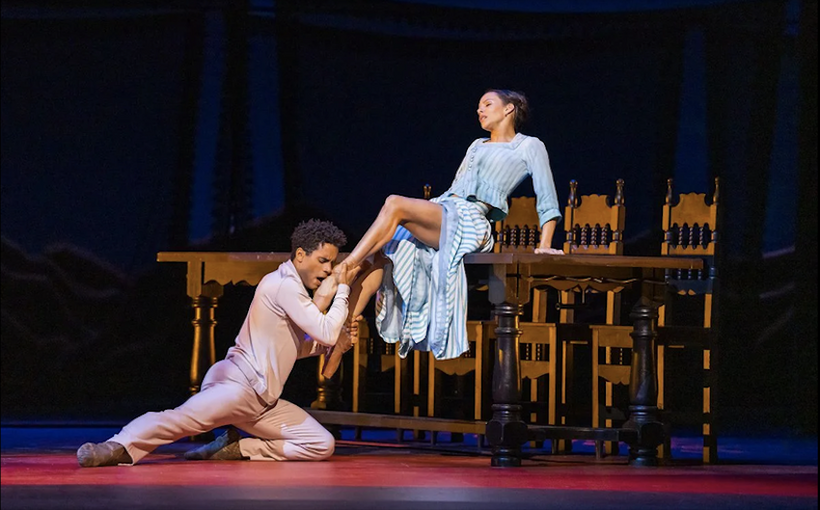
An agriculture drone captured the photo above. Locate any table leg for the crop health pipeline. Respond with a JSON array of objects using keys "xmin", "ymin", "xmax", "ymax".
[
  {"xmin": 312, "ymin": 353, "xmax": 344, "ymax": 411},
  {"xmin": 486, "ymin": 302, "xmax": 528, "ymax": 467},
  {"xmin": 312, "ymin": 354, "xmax": 345, "ymax": 438},
  {"xmin": 623, "ymin": 297, "xmax": 664, "ymax": 466},
  {"xmin": 190, "ymin": 296, "xmax": 219, "ymax": 395}
]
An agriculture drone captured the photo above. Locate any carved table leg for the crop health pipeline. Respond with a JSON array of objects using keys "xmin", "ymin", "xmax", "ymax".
[
  {"xmin": 189, "ymin": 294, "xmax": 219, "ymax": 442},
  {"xmin": 313, "ymin": 353, "xmax": 344, "ymax": 409},
  {"xmin": 190, "ymin": 296, "xmax": 218, "ymax": 396},
  {"xmin": 623, "ymin": 297, "xmax": 664, "ymax": 466},
  {"xmin": 486, "ymin": 302, "xmax": 527, "ymax": 467},
  {"xmin": 312, "ymin": 353, "xmax": 345, "ymax": 437}
]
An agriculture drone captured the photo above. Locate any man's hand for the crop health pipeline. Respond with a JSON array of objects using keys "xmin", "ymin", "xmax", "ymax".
[
  {"xmin": 333, "ymin": 315, "xmax": 363, "ymax": 355},
  {"xmin": 341, "ymin": 315, "xmax": 363, "ymax": 351},
  {"xmin": 315, "ymin": 272, "xmax": 339, "ymax": 297},
  {"xmin": 321, "ymin": 315, "xmax": 364, "ymax": 379},
  {"xmin": 312, "ymin": 273, "xmax": 339, "ymax": 313},
  {"xmin": 333, "ymin": 262, "xmax": 361, "ymax": 287}
]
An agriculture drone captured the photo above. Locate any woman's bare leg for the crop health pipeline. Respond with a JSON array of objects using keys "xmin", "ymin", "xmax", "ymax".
[
  {"xmin": 345, "ymin": 195, "xmax": 443, "ymax": 268},
  {"xmin": 321, "ymin": 255, "xmax": 387, "ymax": 379},
  {"xmin": 347, "ymin": 252, "xmax": 388, "ymax": 319},
  {"xmin": 324, "ymin": 197, "xmax": 441, "ymax": 379}
]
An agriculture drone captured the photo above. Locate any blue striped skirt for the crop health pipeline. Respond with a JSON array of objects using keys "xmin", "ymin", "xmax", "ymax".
[{"xmin": 375, "ymin": 196, "xmax": 494, "ymax": 360}]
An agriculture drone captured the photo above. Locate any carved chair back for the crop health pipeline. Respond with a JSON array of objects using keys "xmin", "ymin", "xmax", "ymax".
[{"xmin": 564, "ymin": 179, "xmax": 625, "ymax": 255}]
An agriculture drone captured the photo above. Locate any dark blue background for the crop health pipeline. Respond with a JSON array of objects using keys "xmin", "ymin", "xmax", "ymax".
[{"xmin": 1, "ymin": 0, "xmax": 815, "ymax": 436}]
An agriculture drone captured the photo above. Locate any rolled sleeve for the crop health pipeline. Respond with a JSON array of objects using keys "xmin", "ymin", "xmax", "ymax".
[{"xmin": 526, "ymin": 138, "xmax": 562, "ymax": 227}]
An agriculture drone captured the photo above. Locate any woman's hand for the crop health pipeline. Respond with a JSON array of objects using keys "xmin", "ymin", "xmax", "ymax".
[
  {"xmin": 534, "ymin": 247, "xmax": 565, "ymax": 255},
  {"xmin": 536, "ymin": 220, "xmax": 563, "ymax": 256}
]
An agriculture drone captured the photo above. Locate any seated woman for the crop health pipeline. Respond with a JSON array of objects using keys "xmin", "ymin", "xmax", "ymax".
[{"xmin": 323, "ymin": 89, "xmax": 564, "ymax": 377}]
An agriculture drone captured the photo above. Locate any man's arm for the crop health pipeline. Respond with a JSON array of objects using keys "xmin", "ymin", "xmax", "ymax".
[
  {"xmin": 312, "ymin": 275, "xmax": 338, "ymax": 312},
  {"xmin": 319, "ymin": 263, "xmax": 363, "ymax": 378},
  {"xmin": 280, "ymin": 262, "xmax": 361, "ymax": 349},
  {"xmin": 279, "ymin": 278, "xmax": 350, "ymax": 346}
]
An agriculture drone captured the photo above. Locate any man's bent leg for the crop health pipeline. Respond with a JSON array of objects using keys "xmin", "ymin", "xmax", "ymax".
[{"xmin": 235, "ymin": 399, "xmax": 335, "ymax": 461}]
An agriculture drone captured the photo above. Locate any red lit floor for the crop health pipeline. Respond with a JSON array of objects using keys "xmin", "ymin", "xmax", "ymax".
[{"xmin": 1, "ymin": 427, "xmax": 817, "ymax": 510}]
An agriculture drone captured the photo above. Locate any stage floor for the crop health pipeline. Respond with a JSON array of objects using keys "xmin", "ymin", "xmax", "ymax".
[{"xmin": 2, "ymin": 425, "xmax": 817, "ymax": 510}]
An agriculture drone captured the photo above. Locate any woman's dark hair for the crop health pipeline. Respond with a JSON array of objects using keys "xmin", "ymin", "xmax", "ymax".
[
  {"xmin": 486, "ymin": 89, "xmax": 529, "ymax": 131},
  {"xmin": 290, "ymin": 219, "xmax": 347, "ymax": 258}
]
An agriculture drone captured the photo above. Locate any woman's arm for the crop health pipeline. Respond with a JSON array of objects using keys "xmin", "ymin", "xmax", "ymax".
[
  {"xmin": 526, "ymin": 138, "xmax": 564, "ymax": 254},
  {"xmin": 535, "ymin": 218, "xmax": 564, "ymax": 255}
]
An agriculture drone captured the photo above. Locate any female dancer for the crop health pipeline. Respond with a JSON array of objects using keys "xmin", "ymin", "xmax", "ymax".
[{"xmin": 323, "ymin": 89, "xmax": 563, "ymax": 377}]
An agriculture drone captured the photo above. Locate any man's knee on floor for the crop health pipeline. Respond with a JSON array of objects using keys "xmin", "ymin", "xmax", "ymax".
[{"xmin": 307, "ymin": 429, "xmax": 335, "ymax": 460}]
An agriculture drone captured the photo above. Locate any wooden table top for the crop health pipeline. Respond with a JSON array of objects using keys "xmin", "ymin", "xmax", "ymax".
[{"xmin": 157, "ymin": 251, "xmax": 703, "ymax": 270}]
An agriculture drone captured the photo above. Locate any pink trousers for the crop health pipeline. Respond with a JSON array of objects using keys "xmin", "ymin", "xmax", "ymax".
[{"xmin": 109, "ymin": 359, "xmax": 334, "ymax": 464}]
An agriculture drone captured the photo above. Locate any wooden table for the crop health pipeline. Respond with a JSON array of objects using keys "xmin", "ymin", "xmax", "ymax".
[
  {"xmin": 157, "ymin": 251, "xmax": 703, "ymax": 467},
  {"xmin": 462, "ymin": 252, "xmax": 703, "ymax": 467}
]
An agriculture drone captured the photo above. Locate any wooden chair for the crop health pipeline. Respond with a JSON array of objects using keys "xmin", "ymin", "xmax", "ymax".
[
  {"xmin": 590, "ymin": 177, "xmax": 720, "ymax": 462},
  {"xmin": 532, "ymin": 179, "xmax": 629, "ymax": 453},
  {"xmin": 561, "ymin": 181, "xmax": 630, "ymax": 456},
  {"xmin": 427, "ymin": 321, "xmax": 492, "ymax": 427},
  {"xmin": 427, "ymin": 180, "xmax": 628, "ymax": 453},
  {"xmin": 351, "ymin": 318, "xmax": 378, "ymax": 414}
]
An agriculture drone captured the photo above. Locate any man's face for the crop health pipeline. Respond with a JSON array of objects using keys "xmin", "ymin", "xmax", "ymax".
[{"xmin": 293, "ymin": 242, "xmax": 339, "ymax": 290}]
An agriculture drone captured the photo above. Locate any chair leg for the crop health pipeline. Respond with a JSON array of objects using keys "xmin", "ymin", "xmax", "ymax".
[
  {"xmin": 659, "ymin": 427, "xmax": 672, "ymax": 461},
  {"xmin": 474, "ymin": 331, "xmax": 484, "ymax": 423},
  {"xmin": 594, "ymin": 440, "xmax": 604, "ymax": 460},
  {"xmin": 604, "ymin": 347, "xmax": 619, "ymax": 456},
  {"xmin": 656, "ymin": 343, "xmax": 668, "ymax": 460},
  {"xmin": 412, "ymin": 351, "xmax": 423, "ymax": 440},
  {"xmin": 527, "ymin": 378, "xmax": 540, "ymax": 449},
  {"xmin": 592, "ymin": 332, "xmax": 601, "ymax": 449},
  {"xmin": 427, "ymin": 356, "xmax": 436, "ymax": 419},
  {"xmin": 559, "ymin": 341, "xmax": 576, "ymax": 453},
  {"xmin": 703, "ymin": 347, "xmax": 717, "ymax": 463},
  {"xmin": 548, "ymin": 331, "xmax": 558, "ymax": 428},
  {"xmin": 394, "ymin": 351, "xmax": 402, "ymax": 414}
]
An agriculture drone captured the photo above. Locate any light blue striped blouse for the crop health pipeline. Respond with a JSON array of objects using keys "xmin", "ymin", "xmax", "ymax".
[{"xmin": 443, "ymin": 132, "xmax": 562, "ymax": 228}]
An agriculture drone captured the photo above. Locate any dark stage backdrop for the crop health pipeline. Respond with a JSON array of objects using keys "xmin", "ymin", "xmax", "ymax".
[{"xmin": 1, "ymin": 0, "xmax": 816, "ymax": 436}]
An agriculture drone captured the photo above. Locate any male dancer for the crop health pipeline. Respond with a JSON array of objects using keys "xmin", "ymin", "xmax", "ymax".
[{"xmin": 77, "ymin": 219, "xmax": 359, "ymax": 466}]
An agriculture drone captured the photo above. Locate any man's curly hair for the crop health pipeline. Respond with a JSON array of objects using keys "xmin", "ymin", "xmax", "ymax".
[{"xmin": 290, "ymin": 219, "xmax": 347, "ymax": 259}]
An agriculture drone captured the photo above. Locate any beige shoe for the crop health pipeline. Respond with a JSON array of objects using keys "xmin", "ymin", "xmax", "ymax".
[
  {"xmin": 77, "ymin": 441, "xmax": 132, "ymax": 467},
  {"xmin": 184, "ymin": 428, "xmax": 245, "ymax": 461}
]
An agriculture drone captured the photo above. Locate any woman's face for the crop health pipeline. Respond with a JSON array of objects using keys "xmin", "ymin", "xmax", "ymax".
[{"xmin": 477, "ymin": 92, "xmax": 512, "ymax": 132}]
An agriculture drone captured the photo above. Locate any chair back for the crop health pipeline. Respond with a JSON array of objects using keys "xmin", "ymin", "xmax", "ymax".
[
  {"xmin": 659, "ymin": 176, "xmax": 720, "ymax": 323},
  {"xmin": 564, "ymin": 179, "xmax": 625, "ymax": 255},
  {"xmin": 493, "ymin": 196, "xmax": 541, "ymax": 252},
  {"xmin": 661, "ymin": 177, "xmax": 719, "ymax": 257}
]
